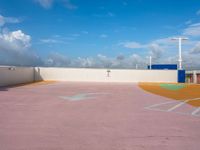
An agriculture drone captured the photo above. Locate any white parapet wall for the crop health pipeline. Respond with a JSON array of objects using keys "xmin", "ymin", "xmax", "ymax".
[
  {"xmin": 0, "ymin": 66, "xmax": 35, "ymax": 87},
  {"xmin": 36, "ymin": 67, "xmax": 178, "ymax": 83}
]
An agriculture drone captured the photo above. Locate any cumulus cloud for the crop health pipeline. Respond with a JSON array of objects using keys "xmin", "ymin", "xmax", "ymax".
[
  {"xmin": 95, "ymin": 54, "xmax": 113, "ymax": 68},
  {"xmin": 0, "ymin": 30, "xmax": 43, "ymax": 66},
  {"xmin": 45, "ymin": 52, "xmax": 71, "ymax": 67},
  {"xmin": 42, "ymin": 52, "xmax": 148, "ymax": 69},
  {"xmin": 0, "ymin": 30, "xmax": 31, "ymax": 52},
  {"xmin": 190, "ymin": 42, "xmax": 200, "ymax": 54},
  {"xmin": 182, "ymin": 52, "xmax": 200, "ymax": 70},
  {"xmin": 149, "ymin": 43, "xmax": 164, "ymax": 60},
  {"xmin": 0, "ymin": 15, "xmax": 21, "ymax": 27}
]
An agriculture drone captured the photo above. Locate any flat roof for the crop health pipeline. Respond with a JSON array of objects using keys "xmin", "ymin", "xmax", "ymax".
[{"xmin": 0, "ymin": 82, "xmax": 200, "ymax": 150}]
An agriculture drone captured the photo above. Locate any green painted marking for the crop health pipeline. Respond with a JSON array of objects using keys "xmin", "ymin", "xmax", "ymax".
[{"xmin": 160, "ymin": 84, "xmax": 186, "ymax": 91}]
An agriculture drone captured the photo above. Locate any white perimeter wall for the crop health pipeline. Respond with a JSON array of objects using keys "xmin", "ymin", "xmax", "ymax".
[
  {"xmin": 0, "ymin": 66, "xmax": 34, "ymax": 86},
  {"xmin": 0, "ymin": 67, "xmax": 178, "ymax": 86},
  {"xmin": 37, "ymin": 68, "xmax": 178, "ymax": 83}
]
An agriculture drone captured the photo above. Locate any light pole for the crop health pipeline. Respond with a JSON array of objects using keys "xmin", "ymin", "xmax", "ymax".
[
  {"xmin": 149, "ymin": 56, "xmax": 152, "ymax": 70},
  {"xmin": 135, "ymin": 64, "xmax": 138, "ymax": 69},
  {"xmin": 171, "ymin": 37, "xmax": 188, "ymax": 70}
]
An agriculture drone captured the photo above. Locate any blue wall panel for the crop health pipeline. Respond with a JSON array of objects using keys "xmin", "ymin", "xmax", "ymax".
[
  {"xmin": 148, "ymin": 64, "xmax": 177, "ymax": 70},
  {"xmin": 178, "ymin": 70, "xmax": 185, "ymax": 83}
]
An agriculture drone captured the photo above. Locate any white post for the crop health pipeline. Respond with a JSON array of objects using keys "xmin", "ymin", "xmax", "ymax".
[
  {"xmin": 193, "ymin": 71, "xmax": 197, "ymax": 84},
  {"xmin": 149, "ymin": 56, "xmax": 152, "ymax": 70},
  {"xmin": 171, "ymin": 37, "xmax": 188, "ymax": 70},
  {"xmin": 135, "ymin": 64, "xmax": 138, "ymax": 69},
  {"xmin": 178, "ymin": 38, "xmax": 182, "ymax": 70}
]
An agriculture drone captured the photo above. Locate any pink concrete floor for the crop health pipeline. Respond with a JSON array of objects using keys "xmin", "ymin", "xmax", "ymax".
[{"xmin": 0, "ymin": 82, "xmax": 200, "ymax": 150}]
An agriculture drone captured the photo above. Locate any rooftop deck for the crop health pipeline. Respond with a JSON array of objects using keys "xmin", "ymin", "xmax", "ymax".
[{"xmin": 0, "ymin": 82, "xmax": 200, "ymax": 150}]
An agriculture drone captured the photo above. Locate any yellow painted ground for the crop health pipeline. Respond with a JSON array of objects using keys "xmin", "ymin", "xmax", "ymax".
[
  {"xmin": 139, "ymin": 82, "xmax": 200, "ymax": 107},
  {"xmin": 12, "ymin": 81, "xmax": 57, "ymax": 88}
]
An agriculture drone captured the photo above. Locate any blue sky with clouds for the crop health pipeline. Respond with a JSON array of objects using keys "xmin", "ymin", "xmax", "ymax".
[{"xmin": 0, "ymin": 0, "xmax": 200, "ymax": 69}]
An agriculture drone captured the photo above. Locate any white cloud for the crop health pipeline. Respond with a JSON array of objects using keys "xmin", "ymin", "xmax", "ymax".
[
  {"xmin": 63, "ymin": 0, "xmax": 78, "ymax": 10},
  {"xmin": 0, "ymin": 30, "xmax": 31, "ymax": 52},
  {"xmin": 35, "ymin": 0, "xmax": 53, "ymax": 9},
  {"xmin": 0, "ymin": 15, "xmax": 21, "ymax": 27},
  {"xmin": 42, "ymin": 52, "xmax": 148, "ymax": 69},
  {"xmin": 185, "ymin": 20, "xmax": 192, "ymax": 25},
  {"xmin": 196, "ymin": 9, "xmax": 200, "ymax": 15},
  {"xmin": 149, "ymin": 43, "xmax": 164, "ymax": 60},
  {"xmin": 35, "ymin": 0, "xmax": 77, "ymax": 10},
  {"xmin": 153, "ymin": 37, "xmax": 173, "ymax": 45},
  {"xmin": 183, "ymin": 23, "xmax": 200, "ymax": 37},
  {"xmin": 96, "ymin": 54, "xmax": 113, "ymax": 68},
  {"xmin": 190, "ymin": 42, "xmax": 200, "ymax": 54},
  {"xmin": 45, "ymin": 52, "xmax": 71, "ymax": 67},
  {"xmin": 183, "ymin": 54, "xmax": 200, "ymax": 70},
  {"xmin": 0, "ymin": 29, "xmax": 43, "ymax": 66},
  {"xmin": 100, "ymin": 34, "xmax": 108, "ymax": 38},
  {"xmin": 190, "ymin": 23, "xmax": 200, "ymax": 27},
  {"xmin": 40, "ymin": 38, "xmax": 64, "ymax": 44},
  {"xmin": 42, "ymin": 51, "xmax": 200, "ymax": 69},
  {"xmin": 93, "ymin": 12, "xmax": 116, "ymax": 18},
  {"xmin": 122, "ymin": 41, "xmax": 146, "ymax": 49}
]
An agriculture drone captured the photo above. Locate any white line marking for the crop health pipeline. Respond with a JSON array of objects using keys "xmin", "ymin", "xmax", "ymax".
[
  {"xmin": 145, "ymin": 101, "xmax": 177, "ymax": 109},
  {"xmin": 145, "ymin": 107, "xmax": 192, "ymax": 115},
  {"xmin": 182, "ymin": 97, "xmax": 200, "ymax": 102},
  {"xmin": 191, "ymin": 107, "xmax": 200, "ymax": 116},
  {"xmin": 145, "ymin": 107, "xmax": 169, "ymax": 112},
  {"xmin": 167, "ymin": 100, "xmax": 189, "ymax": 112},
  {"xmin": 145, "ymin": 97, "xmax": 200, "ymax": 117},
  {"xmin": 167, "ymin": 98, "xmax": 200, "ymax": 112}
]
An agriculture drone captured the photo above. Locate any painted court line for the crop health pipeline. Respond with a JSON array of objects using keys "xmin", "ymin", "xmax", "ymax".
[
  {"xmin": 145, "ymin": 106, "xmax": 193, "ymax": 116},
  {"xmin": 167, "ymin": 100, "xmax": 189, "ymax": 112},
  {"xmin": 145, "ymin": 97, "xmax": 200, "ymax": 117},
  {"xmin": 145, "ymin": 101, "xmax": 177, "ymax": 109},
  {"xmin": 191, "ymin": 107, "xmax": 200, "ymax": 116}
]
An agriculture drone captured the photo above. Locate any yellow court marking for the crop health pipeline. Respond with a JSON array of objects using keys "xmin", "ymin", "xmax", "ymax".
[{"xmin": 139, "ymin": 82, "xmax": 200, "ymax": 107}]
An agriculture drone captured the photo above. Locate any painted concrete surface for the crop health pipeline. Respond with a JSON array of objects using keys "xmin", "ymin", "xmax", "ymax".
[
  {"xmin": 0, "ymin": 82, "xmax": 200, "ymax": 150},
  {"xmin": 139, "ymin": 82, "xmax": 200, "ymax": 107}
]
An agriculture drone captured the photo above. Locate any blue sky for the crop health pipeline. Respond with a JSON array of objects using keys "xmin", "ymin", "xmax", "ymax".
[{"xmin": 0, "ymin": 0, "xmax": 200, "ymax": 69}]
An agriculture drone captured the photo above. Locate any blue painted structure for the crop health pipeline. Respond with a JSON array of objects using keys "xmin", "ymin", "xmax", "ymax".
[
  {"xmin": 178, "ymin": 70, "xmax": 185, "ymax": 83},
  {"xmin": 147, "ymin": 64, "xmax": 185, "ymax": 83},
  {"xmin": 148, "ymin": 64, "xmax": 177, "ymax": 70}
]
